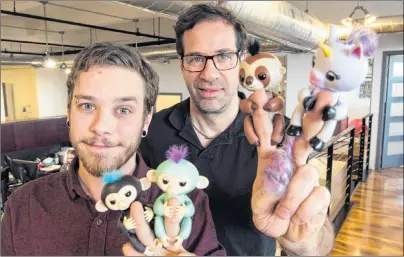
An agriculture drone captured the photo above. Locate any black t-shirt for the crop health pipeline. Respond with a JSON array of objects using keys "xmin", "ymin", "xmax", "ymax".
[{"xmin": 139, "ymin": 95, "xmax": 277, "ymax": 256}]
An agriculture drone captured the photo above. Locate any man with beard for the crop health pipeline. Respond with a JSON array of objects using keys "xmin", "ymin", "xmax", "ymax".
[
  {"xmin": 139, "ymin": 3, "xmax": 335, "ymax": 256},
  {"xmin": 0, "ymin": 42, "xmax": 224, "ymax": 256}
]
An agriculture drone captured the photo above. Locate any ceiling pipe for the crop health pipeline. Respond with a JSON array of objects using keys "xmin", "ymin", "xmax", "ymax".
[
  {"xmin": 1, "ymin": 50, "xmax": 45, "ymax": 56},
  {"xmin": 1, "ymin": 39, "xmax": 177, "ymax": 57},
  {"xmin": 122, "ymin": 1, "xmax": 328, "ymax": 51},
  {"xmin": 139, "ymin": 41, "xmax": 303, "ymax": 61},
  {"xmin": 1, "ymin": 39, "xmax": 85, "ymax": 49},
  {"xmin": 122, "ymin": 1, "xmax": 404, "ymax": 51},
  {"xmin": 1, "ymin": 10, "xmax": 175, "ymax": 41},
  {"xmin": 356, "ymin": 15, "xmax": 404, "ymax": 34}
]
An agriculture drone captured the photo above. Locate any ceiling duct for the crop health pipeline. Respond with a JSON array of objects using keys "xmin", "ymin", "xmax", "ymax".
[
  {"xmin": 357, "ymin": 15, "xmax": 403, "ymax": 34},
  {"xmin": 122, "ymin": 1, "xmax": 329, "ymax": 51},
  {"xmin": 122, "ymin": 1, "xmax": 403, "ymax": 51},
  {"xmin": 139, "ymin": 41, "xmax": 300, "ymax": 61}
]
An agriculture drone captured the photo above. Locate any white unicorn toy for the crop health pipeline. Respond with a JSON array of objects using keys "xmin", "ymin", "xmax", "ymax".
[{"xmin": 286, "ymin": 24, "xmax": 378, "ymax": 153}]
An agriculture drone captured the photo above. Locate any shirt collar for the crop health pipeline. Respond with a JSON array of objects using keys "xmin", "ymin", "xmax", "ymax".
[
  {"xmin": 66, "ymin": 152, "xmax": 150, "ymax": 200},
  {"xmin": 168, "ymin": 92, "xmax": 247, "ymax": 140}
]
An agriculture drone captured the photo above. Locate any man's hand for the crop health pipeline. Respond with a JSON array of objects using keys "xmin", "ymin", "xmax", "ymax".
[
  {"xmin": 245, "ymin": 89, "xmax": 334, "ymax": 255},
  {"xmin": 122, "ymin": 201, "xmax": 194, "ymax": 256},
  {"xmin": 252, "ymin": 163, "xmax": 331, "ymax": 242}
]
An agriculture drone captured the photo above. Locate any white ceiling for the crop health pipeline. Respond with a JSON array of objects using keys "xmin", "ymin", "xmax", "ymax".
[{"xmin": 1, "ymin": 1, "xmax": 402, "ymax": 61}]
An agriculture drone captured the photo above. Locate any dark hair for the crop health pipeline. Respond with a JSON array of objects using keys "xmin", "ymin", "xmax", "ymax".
[
  {"xmin": 66, "ymin": 42, "xmax": 159, "ymax": 116},
  {"xmin": 174, "ymin": 3, "xmax": 248, "ymax": 57}
]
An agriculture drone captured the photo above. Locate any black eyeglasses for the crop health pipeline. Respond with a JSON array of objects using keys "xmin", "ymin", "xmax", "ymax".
[{"xmin": 181, "ymin": 51, "xmax": 240, "ymax": 72}]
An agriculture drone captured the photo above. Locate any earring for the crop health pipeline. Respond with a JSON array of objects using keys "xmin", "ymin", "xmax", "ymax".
[
  {"xmin": 66, "ymin": 120, "xmax": 70, "ymax": 128},
  {"xmin": 141, "ymin": 130, "xmax": 147, "ymax": 137}
]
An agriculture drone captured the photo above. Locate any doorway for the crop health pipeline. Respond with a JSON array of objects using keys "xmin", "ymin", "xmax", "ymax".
[{"xmin": 378, "ymin": 52, "xmax": 403, "ymax": 169}]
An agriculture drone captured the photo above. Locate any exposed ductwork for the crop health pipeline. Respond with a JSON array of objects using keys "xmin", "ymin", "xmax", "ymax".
[
  {"xmin": 122, "ymin": 1, "xmax": 329, "ymax": 51},
  {"xmin": 358, "ymin": 15, "xmax": 404, "ymax": 34},
  {"xmin": 3, "ymin": 1, "xmax": 402, "ymax": 63},
  {"xmin": 139, "ymin": 41, "xmax": 303, "ymax": 61},
  {"xmin": 122, "ymin": 1, "xmax": 404, "ymax": 52},
  {"xmin": 1, "ymin": 10, "xmax": 175, "ymax": 41}
]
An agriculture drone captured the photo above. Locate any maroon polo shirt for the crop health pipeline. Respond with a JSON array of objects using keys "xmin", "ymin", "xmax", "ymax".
[{"xmin": 1, "ymin": 153, "xmax": 225, "ymax": 256}]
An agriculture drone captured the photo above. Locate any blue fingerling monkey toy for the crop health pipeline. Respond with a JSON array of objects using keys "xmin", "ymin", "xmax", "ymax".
[{"xmin": 146, "ymin": 144, "xmax": 209, "ymax": 248}]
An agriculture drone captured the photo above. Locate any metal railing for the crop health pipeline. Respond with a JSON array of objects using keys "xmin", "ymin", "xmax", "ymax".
[
  {"xmin": 307, "ymin": 126, "xmax": 357, "ymax": 235},
  {"xmin": 358, "ymin": 114, "xmax": 373, "ymax": 182}
]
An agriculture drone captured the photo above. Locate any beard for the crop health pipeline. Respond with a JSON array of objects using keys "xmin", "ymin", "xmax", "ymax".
[
  {"xmin": 187, "ymin": 79, "xmax": 232, "ymax": 114},
  {"xmin": 71, "ymin": 130, "xmax": 142, "ymax": 178}
]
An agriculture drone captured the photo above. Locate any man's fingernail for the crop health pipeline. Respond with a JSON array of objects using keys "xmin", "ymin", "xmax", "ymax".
[{"xmin": 276, "ymin": 206, "xmax": 291, "ymax": 220}]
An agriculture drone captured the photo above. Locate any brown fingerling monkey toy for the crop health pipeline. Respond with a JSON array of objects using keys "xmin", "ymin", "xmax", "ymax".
[{"xmin": 239, "ymin": 39, "xmax": 287, "ymax": 146}]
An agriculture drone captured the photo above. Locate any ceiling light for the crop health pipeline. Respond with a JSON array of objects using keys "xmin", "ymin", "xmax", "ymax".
[
  {"xmin": 341, "ymin": 17, "xmax": 353, "ymax": 27},
  {"xmin": 341, "ymin": 3, "xmax": 376, "ymax": 27},
  {"xmin": 60, "ymin": 63, "xmax": 67, "ymax": 69},
  {"xmin": 364, "ymin": 13, "xmax": 377, "ymax": 25},
  {"xmin": 44, "ymin": 52, "xmax": 56, "ymax": 68},
  {"xmin": 65, "ymin": 68, "xmax": 71, "ymax": 75}
]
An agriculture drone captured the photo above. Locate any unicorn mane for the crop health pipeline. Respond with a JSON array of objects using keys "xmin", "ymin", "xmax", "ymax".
[
  {"xmin": 165, "ymin": 144, "xmax": 189, "ymax": 163},
  {"xmin": 347, "ymin": 25, "xmax": 378, "ymax": 57}
]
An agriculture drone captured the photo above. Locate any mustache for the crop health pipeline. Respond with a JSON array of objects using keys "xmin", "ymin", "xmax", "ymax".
[
  {"xmin": 194, "ymin": 79, "xmax": 222, "ymax": 88},
  {"xmin": 80, "ymin": 137, "xmax": 121, "ymax": 147}
]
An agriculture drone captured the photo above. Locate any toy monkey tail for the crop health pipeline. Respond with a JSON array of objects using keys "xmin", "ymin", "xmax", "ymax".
[{"xmin": 247, "ymin": 37, "xmax": 261, "ymax": 56}]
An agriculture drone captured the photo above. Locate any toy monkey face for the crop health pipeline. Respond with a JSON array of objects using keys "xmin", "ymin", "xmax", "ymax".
[
  {"xmin": 239, "ymin": 53, "xmax": 286, "ymax": 91},
  {"xmin": 147, "ymin": 161, "xmax": 209, "ymax": 196},
  {"xmin": 96, "ymin": 175, "xmax": 151, "ymax": 213},
  {"xmin": 104, "ymin": 184, "xmax": 138, "ymax": 211},
  {"xmin": 157, "ymin": 173, "xmax": 194, "ymax": 195}
]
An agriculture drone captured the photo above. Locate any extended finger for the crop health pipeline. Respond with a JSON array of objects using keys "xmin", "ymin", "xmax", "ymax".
[
  {"xmin": 130, "ymin": 201, "xmax": 155, "ymax": 247},
  {"xmin": 274, "ymin": 165, "xmax": 319, "ymax": 220},
  {"xmin": 291, "ymin": 186, "xmax": 331, "ymax": 226},
  {"xmin": 122, "ymin": 242, "xmax": 144, "ymax": 256},
  {"xmin": 165, "ymin": 198, "xmax": 182, "ymax": 238}
]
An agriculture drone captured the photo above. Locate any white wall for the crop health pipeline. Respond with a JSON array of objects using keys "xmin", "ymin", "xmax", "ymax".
[
  {"xmin": 343, "ymin": 87, "xmax": 371, "ymax": 119},
  {"xmin": 1, "ymin": 85, "xmax": 5, "ymax": 122},
  {"xmin": 35, "ymin": 68, "xmax": 68, "ymax": 118},
  {"xmin": 369, "ymin": 32, "xmax": 403, "ymax": 170},
  {"xmin": 150, "ymin": 60, "xmax": 189, "ymax": 100},
  {"xmin": 285, "ymin": 53, "xmax": 313, "ymax": 117}
]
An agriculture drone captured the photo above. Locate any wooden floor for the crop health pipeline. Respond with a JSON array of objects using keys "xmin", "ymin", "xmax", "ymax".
[{"xmin": 330, "ymin": 167, "xmax": 403, "ymax": 256}]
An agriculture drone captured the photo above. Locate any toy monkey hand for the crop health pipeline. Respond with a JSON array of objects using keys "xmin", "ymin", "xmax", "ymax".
[
  {"xmin": 174, "ymin": 205, "xmax": 186, "ymax": 220},
  {"xmin": 163, "ymin": 202, "xmax": 175, "ymax": 218},
  {"xmin": 322, "ymin": 106, "xmax": 337, "ymax": 121},
  {"xmin": 240, "ymin": 99, "xmax": 257, "ymax": 114},
  {"xmin": 122, "ymin": 202, "xmax": 195, "ymax": 256},
  {"xmin": 263, "ymin": 95, "xmax": 285, "ymax": 113},
  {"xmin": 144, "ymin": 206, "xmax": 154, "ymax": 223},
  {"xmin": 303, "ymin": 97, "xmax": 316, "ymax": 112},
  {"xmin": 123, "ymin": 216, "xmax": 137, "ymax": 230}
]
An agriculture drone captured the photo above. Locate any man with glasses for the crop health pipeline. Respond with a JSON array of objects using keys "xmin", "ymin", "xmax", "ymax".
[{"xmin": 138, "ymin": 3, "xmax": 334, "ymax": 256}]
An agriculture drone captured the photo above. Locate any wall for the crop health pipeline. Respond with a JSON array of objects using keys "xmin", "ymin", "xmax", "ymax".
[
  {"xmin": 1, "ymin": 84, "xmax": 5, "ymax": 122},
  {"xmin": 285, "ymin": 53, "xmax": 313, "ymax": 118},
  {"xmin": 370, "ymin": 32, "xmax": 403, "ymax": 170},
  {"xmin": 0, "ymin": 66, "xmax": 39, "ymax": 120},
  {"xmin": 343, "ymin": 87, "xmax": 371, "ymax": 119},
  {"xmin": 150, "ymin": 60, "xmax": 189, "ymax": 101},
  {"xmin": 35, "ymin": 68, "xmax": 69, "ymax": 118}
]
